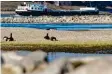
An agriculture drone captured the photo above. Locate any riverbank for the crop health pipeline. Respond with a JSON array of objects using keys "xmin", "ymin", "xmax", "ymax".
[
  {"xmin": 1, "ymin": 27, "xmax": 112, "ymax": 53},
  {"xmin": 1, "ymin": 15, "xmax": 112, "ymax": 23}
]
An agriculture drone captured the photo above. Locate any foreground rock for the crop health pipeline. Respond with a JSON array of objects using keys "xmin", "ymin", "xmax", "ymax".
[
  {"xmin": 1, "ymin": 50, "xmax": 48, "ymax": 74},
  {"xmin": 1, "ymin": 51, "xmax": 112, "ymax": 74},
  {"xmin": 20, "ymin": 50, "xmax": 48, "ymax": 73},
  {"xmin": 30, "ymin": 58, "xmax": 69, "ymax": 74},
  {"xmin": 2, "ymin": 51, "xmax": 23, "ymax": 64},
  {"xmin": 2, "ymin": 63, "xmax": 24, "ymax": 74},
  {"xmin": 68, "ymin": 59, "xmax": 112, "ymax": 74},
  {"xmin": 1, "ymin": 15, "xmax": 112, "ymax": 23}
]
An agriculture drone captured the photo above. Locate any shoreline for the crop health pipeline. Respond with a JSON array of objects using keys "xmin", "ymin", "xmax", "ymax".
[
  {"xmin": 1, "ymin": 15, "xmax": 112, "ymax": 23},
  {"xmin": 1, "ymin": 22, "xmax": 112, "ymax": 24},
  {"xmin": 1, "ymin": 11, "xmax": 112, "ymax": 15}
]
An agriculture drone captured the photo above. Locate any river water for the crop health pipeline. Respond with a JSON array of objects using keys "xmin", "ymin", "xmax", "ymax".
[
  {"xmin": 14, "ymin": 51, "xmax": 112, "ymax": 62},
  {"xmin": 1, "ymin": 23, "xmax": 112, "ymax": 31}
]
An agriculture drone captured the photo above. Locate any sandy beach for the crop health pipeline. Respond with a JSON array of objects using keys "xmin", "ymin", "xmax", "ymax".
[{"xmin": 1, "ymin": 27, "xmax": 112, "ymax": 43}]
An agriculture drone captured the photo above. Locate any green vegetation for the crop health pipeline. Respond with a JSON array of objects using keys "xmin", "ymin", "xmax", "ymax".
[{"xmin": 1, "ymin": 41, "xmax": 112, "ymax": 53}]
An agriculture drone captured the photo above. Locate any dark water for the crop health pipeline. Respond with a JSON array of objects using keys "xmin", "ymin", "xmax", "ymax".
[
  {"xmin": 15, "ymin": 51, "xmax": 112, "ymax": 62},
  {"xmin": 101, "ymin": 9, "xmax": 112, "ymax": 13},
  {"xmin": 1, "ymin": 14, "xmax": 16, "ymax": 17},
  {"xmin": 1, "ymin": 23, "xmax": 112, "ymax": 31}
]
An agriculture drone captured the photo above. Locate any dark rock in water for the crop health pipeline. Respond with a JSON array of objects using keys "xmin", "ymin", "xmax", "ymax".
[{"xmin": 20, "ymin": 50, "xmax": 48, "ymax": 73}]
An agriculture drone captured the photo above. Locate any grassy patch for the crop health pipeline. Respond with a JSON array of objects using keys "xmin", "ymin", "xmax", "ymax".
[{"xmin": 1, "ymin": 41, "xmax": 112, "ymax": 53}]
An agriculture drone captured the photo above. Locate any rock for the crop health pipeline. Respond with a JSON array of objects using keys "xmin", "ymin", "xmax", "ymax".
[
  {"xmin": 69, "ymin": 56, "xmax": 102, "ymax": 64},
  {"xmin": 1, "ymin": 51, "xmax": 25, "ymax": 74},
  {"xmin": 68, "ymin": 57, "xmax": 112, "ymax": 74},
  {"xmin": 2, "ymin": 51, "xmax": 23, "ymax": 64},
  {"xmin": 20, "ymin": 50, "xmax": 48, "ymax": 73},
  {"xmin": 2, "ymin": 63, "xmax": 24, "ymax": 74},
  {"xmin": 30, "ymin": 57, "xmax": 69, "ymax": 74}
]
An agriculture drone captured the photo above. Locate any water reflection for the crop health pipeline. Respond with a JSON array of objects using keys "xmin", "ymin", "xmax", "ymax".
[
  {"xmin": 47, "ymin": 52, "xmax": 112, "ymax": 62},
  {"xmin": 13, "ymin": 51, "xmax": 112, "ymax": 62}
]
